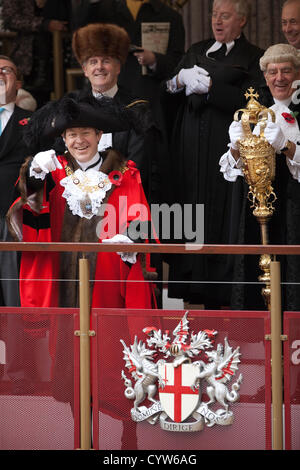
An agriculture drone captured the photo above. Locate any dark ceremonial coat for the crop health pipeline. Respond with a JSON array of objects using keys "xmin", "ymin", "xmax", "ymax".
[
  {"xmin": 113, "ymin": 86, "xmax": 164, "ymax": 205},
  {"xmin": 230, "ymin": 88, "xmax": 300, "ymax": 311},
  {"xmin": 166, "ymin": 34, "xmax": 264, "ymax": 308}
]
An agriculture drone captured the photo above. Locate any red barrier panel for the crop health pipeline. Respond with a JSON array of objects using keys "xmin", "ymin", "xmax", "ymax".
[
  {"xmin": 284, "ymin": 312, "xmax": 300, "ymax": 450},
  {"xmin": 0, "ymin": 308, "xmax": 80, "ymax": 450},
  {"xmin": 5, "ymin": 307, "xmax": 300, "ymax": 450},
  {"xmin": 91, "ymin": 309, "xmax": 271, "ymax": 450}
]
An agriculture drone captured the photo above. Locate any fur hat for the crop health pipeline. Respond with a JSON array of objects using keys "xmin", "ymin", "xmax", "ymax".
[
  {"xmin": 260, "ymin": 43, "xmax": 300, "ymax": 72},
  {"xmin": 72, "ymin": 23, "xmax": 130, "ymax": 65}
]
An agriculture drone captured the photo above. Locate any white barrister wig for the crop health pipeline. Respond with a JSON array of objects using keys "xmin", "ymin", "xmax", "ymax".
[{"xmin": 260, "ymin": 43, "xmax": 300, "ymax": 71}]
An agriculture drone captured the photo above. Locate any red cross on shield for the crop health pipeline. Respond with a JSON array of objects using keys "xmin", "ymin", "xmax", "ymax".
[{"xmin": 158, "ymin": 363, "xmax": 200, "ymax": 423}]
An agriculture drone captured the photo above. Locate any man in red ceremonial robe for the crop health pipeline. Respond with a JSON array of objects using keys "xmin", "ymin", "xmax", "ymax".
[{"xmin": 8, "ymin": 96, "xmax": 157, "ymax": 310}]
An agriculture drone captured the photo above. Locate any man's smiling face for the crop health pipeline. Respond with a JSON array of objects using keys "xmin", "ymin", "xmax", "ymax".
[
  {"xmin": 264, "ymin": 61, "xmax": 300, "ymax": 101},
  {"xmin": 282, "ymin": 1, "xmax": 300, "ymax": 50},
  {"xmin": 0, "ymin": 58, "xmax": 21, "ymax": 105},
  {"xmin": 82, "ymin": 56, "xmax": 121, "ymax": 93},
  {"xmin": 64, "ymin": 127, "xmax": 102, "ymax": 163}
]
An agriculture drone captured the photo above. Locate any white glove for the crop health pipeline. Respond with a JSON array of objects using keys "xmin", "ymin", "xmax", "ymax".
[
  {"xmin": 263, "ymin": 121, "xmax": 286, "ymax": 152},
  {"xmin": 178, "ymin": 65, "xmax": 209, "ymax": 87},
  {"xmin": 228, "ymin": 121, "xmax": 244, "ymax": 150},
  {"xmin": 31, "ymin": 149, "xmax": 63, "ymax": 174},
  {"xmin": 102, "ymin": 234, "xmax": 137, "ymax": 264},
  {"xmin": 185, "ymin": 73, "xmax": 211, "ymax": 96}
]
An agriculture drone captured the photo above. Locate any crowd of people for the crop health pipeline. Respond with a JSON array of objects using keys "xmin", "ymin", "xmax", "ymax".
[{"xmin": 1, "ymin": 0, "xmax": 300, "ymax": 314}]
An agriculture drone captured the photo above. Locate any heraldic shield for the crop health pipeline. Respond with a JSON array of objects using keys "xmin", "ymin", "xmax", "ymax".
[
  {"xmin": 121, "ymin": 312, "xmax": 243, "ymax": 431},
  {"xmin": 158, "ymin": 363, "xmax": 201, "ymax": 423}
]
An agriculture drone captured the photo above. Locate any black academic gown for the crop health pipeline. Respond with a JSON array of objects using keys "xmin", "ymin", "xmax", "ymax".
[{"xmin": 166, "ymin": 35, "xmax": 264, "ymax": 307}]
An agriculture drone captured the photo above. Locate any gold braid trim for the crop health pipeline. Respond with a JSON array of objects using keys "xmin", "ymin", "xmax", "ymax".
[{"xmin": 126, "ymin": 99, "xmax": 149, "ymax": 108}]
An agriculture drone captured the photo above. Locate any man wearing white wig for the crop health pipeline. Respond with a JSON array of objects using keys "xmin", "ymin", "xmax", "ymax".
[{"xmin": 219, "ymin": 43, "xmax": 300, "ymax": 310}]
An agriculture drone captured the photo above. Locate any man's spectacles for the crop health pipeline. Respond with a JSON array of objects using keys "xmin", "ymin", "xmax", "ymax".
[
  {"xmin": 0, "ymin": 66, "xmax": 16, "ymax": 75},
  {"xmin": 211, "ymin": 12, "xmax": 233, "ymax": 21}
]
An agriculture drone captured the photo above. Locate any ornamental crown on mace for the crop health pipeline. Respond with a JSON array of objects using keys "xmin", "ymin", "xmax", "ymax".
[{"xmin": 234, "ymin": 87, "xmax": 277, "ymax": 227}]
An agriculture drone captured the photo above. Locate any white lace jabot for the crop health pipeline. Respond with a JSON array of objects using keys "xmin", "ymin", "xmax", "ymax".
[{"xmin": 60, "ymin": 168, "xmax": 112, "ymax": 219}]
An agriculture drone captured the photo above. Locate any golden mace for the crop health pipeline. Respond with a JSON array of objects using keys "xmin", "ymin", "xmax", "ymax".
[{"xmin": 234, "ymin": 88, "xmax": 277, "ymax": 309}]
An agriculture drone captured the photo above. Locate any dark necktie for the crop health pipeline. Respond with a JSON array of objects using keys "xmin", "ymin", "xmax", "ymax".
[
  {"xmin": 84, "ymin": 155, "xmax": 102, "ymax": 171},
  {"xmin": 208, "ymin": 43, "xmax": 227, "ymax": 60}
]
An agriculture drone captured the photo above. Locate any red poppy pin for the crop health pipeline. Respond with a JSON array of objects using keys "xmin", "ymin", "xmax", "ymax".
[
  {"xmin": 19, "ymin": 117, "xmax": 30, "ymax": 126},
  {"xmin": 108, "ymin": 170, "xmax": 123, "ymax": 186},
  {"xmin": 282, "ymin": 111, "xmax": 298, "ymax": 124}
]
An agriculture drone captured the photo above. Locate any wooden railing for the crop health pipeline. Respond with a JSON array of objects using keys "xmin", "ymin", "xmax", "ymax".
[{"xmin": 1, "ymin": 242, "xmax": 300, "ymax": 255}]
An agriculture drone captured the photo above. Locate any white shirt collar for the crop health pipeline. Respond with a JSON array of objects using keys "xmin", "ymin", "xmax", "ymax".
[
  {"xmin": 92, "ymin": 84, "xmax": 118, "ymax": 99},
  {"xmin": 0, "ymin": 102, "xmax": 15, "ymax": 113},
  {"xmin": 273, "ymin": 97, "xmax": 292, "ymax": 107},
  {"xmin": 76, "ymin": 152, "xmax": 102, "ymax": 171},
  {"xmin": 206, "ymin": 40, "xmax": 236, "ymax": 57}
]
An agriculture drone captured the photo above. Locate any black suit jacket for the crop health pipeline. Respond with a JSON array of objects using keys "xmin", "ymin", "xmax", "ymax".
[{"xmin": 0, "ymin": 105, "xmax": 32, "ymax": 216}]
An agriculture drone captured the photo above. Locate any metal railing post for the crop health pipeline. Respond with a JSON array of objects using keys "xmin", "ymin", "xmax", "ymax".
[
  {"xmin": 78, "ymin": 257, "xmax": 92, "ymax": 450},
  {"xmin": 270, "ymin": 260, "xmax": 283, "ymax": 450}
]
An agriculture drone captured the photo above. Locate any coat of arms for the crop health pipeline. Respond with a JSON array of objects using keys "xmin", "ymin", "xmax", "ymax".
[{"xmin": 121, "ymin": 312, "xmax": 243, "ymax": 432}]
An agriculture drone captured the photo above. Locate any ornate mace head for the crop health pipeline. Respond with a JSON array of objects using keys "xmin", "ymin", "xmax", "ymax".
[{"xmin": 234, "ymin": 88, "xmax": 277, "ymax": 222}]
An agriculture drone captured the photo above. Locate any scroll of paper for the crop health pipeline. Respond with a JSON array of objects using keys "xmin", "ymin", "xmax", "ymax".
[{"xmin": 141, "ymin": 22, "xmax": 170, "ymax": 75}]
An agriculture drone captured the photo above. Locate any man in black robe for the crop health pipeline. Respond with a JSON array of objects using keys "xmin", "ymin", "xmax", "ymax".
[
  {"xmin": 165, "ymin": 0, "xmax": 264, "ymax": 309},
  {"xmin": 220, "ymin": 43, "xmax": 300, "ymax": 311}
]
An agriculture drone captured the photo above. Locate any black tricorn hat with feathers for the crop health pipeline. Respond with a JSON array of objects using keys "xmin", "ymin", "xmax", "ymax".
[
  {"xmin": 23, "ymin": 95, "xmax": 153, "ymax": 154},
  {"xmin": 46, "ymin": 96, "xmax": 130, "ymax": 136}
]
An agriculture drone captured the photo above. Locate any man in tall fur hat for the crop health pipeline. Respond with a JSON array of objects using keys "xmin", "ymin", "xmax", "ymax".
[{"xmin": 71, "ymin": 22, "xmax": 163, "ymax": 206}]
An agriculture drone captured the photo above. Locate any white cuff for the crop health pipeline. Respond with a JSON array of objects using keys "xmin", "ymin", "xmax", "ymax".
[
  {"xmin": 148, "ymin": 61, "xmax": 157, "ymax": 72},
  {"xmin": 292, "ymin": 141, "xmax": 300, "ymax": 163},
  {"xmin": 29, "ymin": 163, "xmax": 47, "ymax": 180},
  {"xmin": 102, "ymin": 234, "xmax": 137, "ymax": 264},
  {"xmin": 286, "ymin": 156, "xmax": 300, "ymax": 182},
  {"xmin": 166, "ymin": 75, "xmax": 184, "ymax": 93},
  {"xmin": 219, "ymin": 149, "xmax": 243, "ymax": 182}
]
